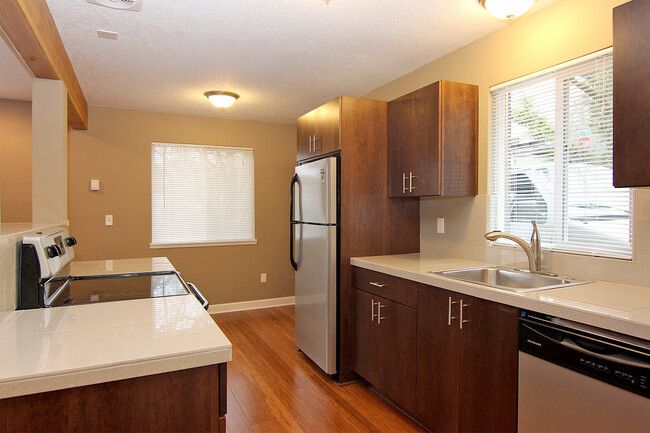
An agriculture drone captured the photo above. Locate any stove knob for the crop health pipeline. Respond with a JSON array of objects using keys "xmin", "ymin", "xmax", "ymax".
[
  {"xmin": 65, "ymin": 236, "xmax": 77, "ymax": 246},
  {"xmin": 46, "ymin": 245, "xmax": 60, "ymax": 258}
]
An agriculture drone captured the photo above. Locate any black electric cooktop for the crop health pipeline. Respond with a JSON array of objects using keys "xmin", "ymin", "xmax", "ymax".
[{"xmin": 43, "ymin": 272, "xmax": 191, "ymax": 307}]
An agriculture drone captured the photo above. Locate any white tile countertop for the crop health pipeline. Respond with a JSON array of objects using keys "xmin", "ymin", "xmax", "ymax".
[
  {"xmin": 351, "ymin": 254, "xmax": 650, "ymax": 341},
  {"xmin": 0, "ymin": 295, "xmax": 231, "ymax": 399},
  {"xmin": 68, "ymin": 257, "xmax": 176, "ymax": 276}
]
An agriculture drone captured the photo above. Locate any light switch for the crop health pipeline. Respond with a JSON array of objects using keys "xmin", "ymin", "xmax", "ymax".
[
  {"xmin": 437, "ymin": 218, "xmax": 445, "ymax": 234},
  {"xmin": 261, "ymin": 273, "xmax": 267, "ymax": 283},
  {"xmin": 105, "ymin": 215, "xmax": 113, "ymax": 226},
  {"xmin": 90, "ymin": 179, "xmax": 100, "ymax": 191}
]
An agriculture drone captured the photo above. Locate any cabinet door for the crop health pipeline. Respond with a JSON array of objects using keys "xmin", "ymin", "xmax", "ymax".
[
  {"xmin": 439, "ymin": 81, "xmax": 478, "ymax": 196},
  {"xmin": 387, "ymin": 93, "xmax": 414, "ymax": 197},
  {"xmin": 377, "ymin": 297, "xmax": 417, "ymax": 414},
  {"xmin": 297, "ymin": 110, "xmax": 315, "ymax": 161},
  {"xmin": 416, "ymin": 285, "xmax": 460, "ymax": 433},
  {"xmin": 412, "ymin": 83, "xmax": 441, "ymax": 196},
  {"xmin": 351, "ymin": 288, "xmax": 381, "ymax": 387},
  {"xmin": 457, "ymin": 295, "xmax": 518, "ymax": 433},
  {"xmin": 613, "ymin": 0, "xmax": 650, "ymax": 187},
  {"xmin": 314, "ymin": 97, "xmax": 340, "ymax": 156}
]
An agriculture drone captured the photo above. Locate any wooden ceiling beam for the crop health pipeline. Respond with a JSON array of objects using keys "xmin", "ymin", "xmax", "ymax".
[{"xmin": 0, "ymin": 0, "xmax": 88, "ymax": 130}]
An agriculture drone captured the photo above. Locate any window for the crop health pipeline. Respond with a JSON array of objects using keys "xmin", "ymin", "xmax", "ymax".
[
  {"xmin": 488, "ymin": 49, "xmax": 632, "ymax": 259},
  {"xmin": 151, "ymin": 142, "xmax": 255, "ymax": 248}
]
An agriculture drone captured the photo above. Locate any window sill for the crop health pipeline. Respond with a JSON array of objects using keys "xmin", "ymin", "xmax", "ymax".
[{"xmin": 150, "ymin": 240, "xmax": 258, "ymax": 249}]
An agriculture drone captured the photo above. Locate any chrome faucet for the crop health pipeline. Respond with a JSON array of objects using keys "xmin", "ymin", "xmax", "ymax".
[{"xmin": 485, "ymin": 221, "xmax": 542, "ymax": 273}]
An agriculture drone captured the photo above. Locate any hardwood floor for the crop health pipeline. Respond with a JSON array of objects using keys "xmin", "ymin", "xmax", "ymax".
[{"xmin": 212, "ymin": 306, "xmax": 427, "ymax": 433}]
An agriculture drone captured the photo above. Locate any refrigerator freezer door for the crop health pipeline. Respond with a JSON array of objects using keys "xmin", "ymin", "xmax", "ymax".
[
  {"xmin": 295, "ymin": 223, "xmax": 337, "ymax": 374},
  {"xmin": 295, "ymin": 157, "xmax": 337, "ymax": 224}
]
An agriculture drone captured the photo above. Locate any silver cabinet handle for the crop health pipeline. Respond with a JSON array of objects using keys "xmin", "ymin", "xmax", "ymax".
[
  {"xmin": 312, "ymin": 135, "xmax": 319, "ymax": 153},
  {"xmin": 409, "ymin": 172, "xmax": 416, "ymax": 192},
  {"xmin": 369, "ymin": 282, "xmax": 386, "ymax": 288},
  {"xmin": 377, "ymin": 302, "xmax": 386, "ymax": 324},
  {"xmin": 448, "ymin": 297, "xmax": 458, "ymax": 326},
  {"xmin": 460, "ymin": 300, "xmax": 469, "ymax": 330},
  {"xmin": 371, "ymin": 299, "xmax": 378, "ymax": 322},
  {"xmin": 402, "ymin": 173, "xmax": 408, "ymax": 193},
  {"xmin": 308, "ymin": 135, "xmax": 313, "ymax": 153}
]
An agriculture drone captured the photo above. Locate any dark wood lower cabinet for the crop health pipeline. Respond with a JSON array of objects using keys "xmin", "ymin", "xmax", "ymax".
[
  {"xmin": 351, "ymin": 269, "xmax": 519, "ymax": 431},
  {"xmin": 352, "ymin": 288, "xmax": 382, "ymax": 387},
  {"xmin": 0, "ymin": 363, "xmax": 227, "ymax": 433},
  {"xmin": 351, "ymin": 287, "xmax": 417, "ymax": 414},
  {"xmin": 416, "ymin": 285, "xmax": 461, "ymax": 433},
  {"xmin": 417, "ymin": 284, "xmax": 518, "ymax": 433}
]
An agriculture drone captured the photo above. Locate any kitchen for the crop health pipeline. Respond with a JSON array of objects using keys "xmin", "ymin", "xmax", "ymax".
[{"xmin": 1, "ymin": 0, "xmax": 649, "ymax": 432}]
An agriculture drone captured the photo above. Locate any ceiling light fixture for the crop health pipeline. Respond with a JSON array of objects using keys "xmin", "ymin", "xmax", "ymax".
[
  {"xmin": 480, "ymin": 0, "xmax": 535, "ymax": 20},
  {"xmin": 204, "ymin": 91, "xmax": 240, "ymax": 109}
]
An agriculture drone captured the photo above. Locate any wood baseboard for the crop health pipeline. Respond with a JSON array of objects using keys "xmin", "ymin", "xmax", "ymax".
[{"xmin": 208, "ymin": 296, "xmax": 295, "ymax": 314}]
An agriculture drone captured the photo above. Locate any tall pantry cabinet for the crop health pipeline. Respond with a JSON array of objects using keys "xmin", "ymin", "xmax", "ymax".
[{"xmin": 296, "ymin": 96, "xmax": 420, "ymax": 384}]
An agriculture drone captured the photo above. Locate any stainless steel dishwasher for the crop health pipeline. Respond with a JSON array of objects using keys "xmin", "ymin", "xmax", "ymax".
[{"xmin": 518, "ymin": 312, "xmax": 650, "ymax": 433}]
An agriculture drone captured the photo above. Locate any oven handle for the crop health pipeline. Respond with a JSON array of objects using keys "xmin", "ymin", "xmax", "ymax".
[{"xmin": 186, "ymin": 282, "xmax": 209, "ymax": 310}]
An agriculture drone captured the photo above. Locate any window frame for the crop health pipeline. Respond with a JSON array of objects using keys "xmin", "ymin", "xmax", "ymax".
[
  {"xmin": 149, "ymin": 141, "xmax": 257, "ymax": 249},
  {"xmin": 487, "ymin": 48, "xmax": 633, "ymax": 260}
]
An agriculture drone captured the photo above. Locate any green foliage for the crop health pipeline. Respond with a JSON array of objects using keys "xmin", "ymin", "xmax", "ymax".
[{"xmin": 511, "ymin": 98, "xmax": 555, "ymax": 144}]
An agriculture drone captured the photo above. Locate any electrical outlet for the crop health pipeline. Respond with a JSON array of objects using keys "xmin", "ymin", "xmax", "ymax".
[
  {"xmin": 260, "ymin": 273, "xmax": 267, "ymax": 283},
  {"xmin": 437, "ymin": 218, "xmax": 445, "ymax": 234},
  {"xmin": 105, "ymin": 215, "xmax": 113, "ymax": 226},
  {"xmin": 90, "ymin": 179, "xmax": 100, "ymax": 191}
]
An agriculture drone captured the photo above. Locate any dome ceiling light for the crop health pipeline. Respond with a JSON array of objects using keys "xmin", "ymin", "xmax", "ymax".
[
  {"xmin": 204, "ymin": 91, "xmax": 240, "ymax": 109},
  {"xmin": 480, "ymin": 0, "xmax": 536, "ymax": 20}
]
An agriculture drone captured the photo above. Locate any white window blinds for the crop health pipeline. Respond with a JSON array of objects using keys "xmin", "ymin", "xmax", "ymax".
[
  {"xmin": 488, "ymin": 49, "xmax": 632, "ymax": 259},
  {"xmin": 151, "ymin": 142, "xmax": 255, "ymax": 247}
]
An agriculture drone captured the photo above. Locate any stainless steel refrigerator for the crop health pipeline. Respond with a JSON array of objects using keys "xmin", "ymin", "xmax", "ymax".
[{"xmin": 290, "ymin": 156, "xmax": 338, "ymax": 375}]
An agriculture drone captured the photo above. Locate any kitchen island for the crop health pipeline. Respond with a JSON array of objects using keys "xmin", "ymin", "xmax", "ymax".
[{"xmin": 0, "ymin": 264, "xmax": 231, "ymax": 432}]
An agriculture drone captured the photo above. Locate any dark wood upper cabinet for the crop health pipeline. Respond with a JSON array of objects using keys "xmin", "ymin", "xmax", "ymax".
[
  {"xmin": 388, "ymin": 80, "xmax": 478, "ymax": 197},
  {"xmin": 416, "ymin": 284, "xmax": 518, "ymax": 433},
  {"xmin": 296, "ymin": 110, "xmax": 315, "ymax": 161},
  {"xmin": 296, "ymin": 97, "xmax": 341, "ymax": 161},
  {"xmin": 613, "ymin": 0, "xmax": 650, "ymax": 187}
]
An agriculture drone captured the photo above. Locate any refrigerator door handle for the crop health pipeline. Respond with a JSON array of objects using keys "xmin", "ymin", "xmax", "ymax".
[{"xmin": 290, "ymin": 173, "xmax": 299, "ymax": 270}]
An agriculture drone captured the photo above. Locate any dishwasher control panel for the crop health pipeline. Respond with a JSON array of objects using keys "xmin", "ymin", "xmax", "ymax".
[{"xmin": 519, "ymin": 312, "xmax": 650, "ymax": 398}]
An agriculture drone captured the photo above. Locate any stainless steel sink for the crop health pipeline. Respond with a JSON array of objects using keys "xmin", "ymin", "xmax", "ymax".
[{"xmin": 430, "ymin": 267, "xmax": 591, "ymax": 292}]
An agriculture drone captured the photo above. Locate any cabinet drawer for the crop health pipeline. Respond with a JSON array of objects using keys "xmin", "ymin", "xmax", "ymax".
[{"xmin": 352, "ymin": 267, "xmax": 417, "ymax": 308}]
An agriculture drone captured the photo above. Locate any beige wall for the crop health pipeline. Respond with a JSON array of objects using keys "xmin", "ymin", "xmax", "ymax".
[
  {"xmin": 31, "ymin": 79, "xmax": 68, "ymax": 224},
  {"xmin": 68, "ymin": 106, "xmax": 297, "ymax": 304},
  {"xmin": 363, "ymin": 0, "xmax": 650, "ymax": 287},
  {"xmin": 0, "ymin": 99, "xmax": 32, "ymax": 222}
]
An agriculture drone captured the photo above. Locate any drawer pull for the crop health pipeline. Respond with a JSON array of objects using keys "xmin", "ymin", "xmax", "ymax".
[{"xmin": 369, "ymin": 282, "xmax": 386, "ymax": 288}]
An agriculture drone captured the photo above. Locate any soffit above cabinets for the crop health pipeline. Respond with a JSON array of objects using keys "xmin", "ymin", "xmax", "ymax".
[{"xmin": 42, "ymin": 0, "xmax": 558, "ymax": 124}]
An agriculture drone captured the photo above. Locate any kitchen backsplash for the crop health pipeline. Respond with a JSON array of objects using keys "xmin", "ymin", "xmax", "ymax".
[{"xmin": 421, "ymin": 189, "xmax": 650, "ymax": 288}]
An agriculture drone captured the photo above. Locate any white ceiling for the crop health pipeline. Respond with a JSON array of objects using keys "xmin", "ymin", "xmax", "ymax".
[{"xmin": 1, "ymin": 0, "xmax": 559, "ymax": 124}]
